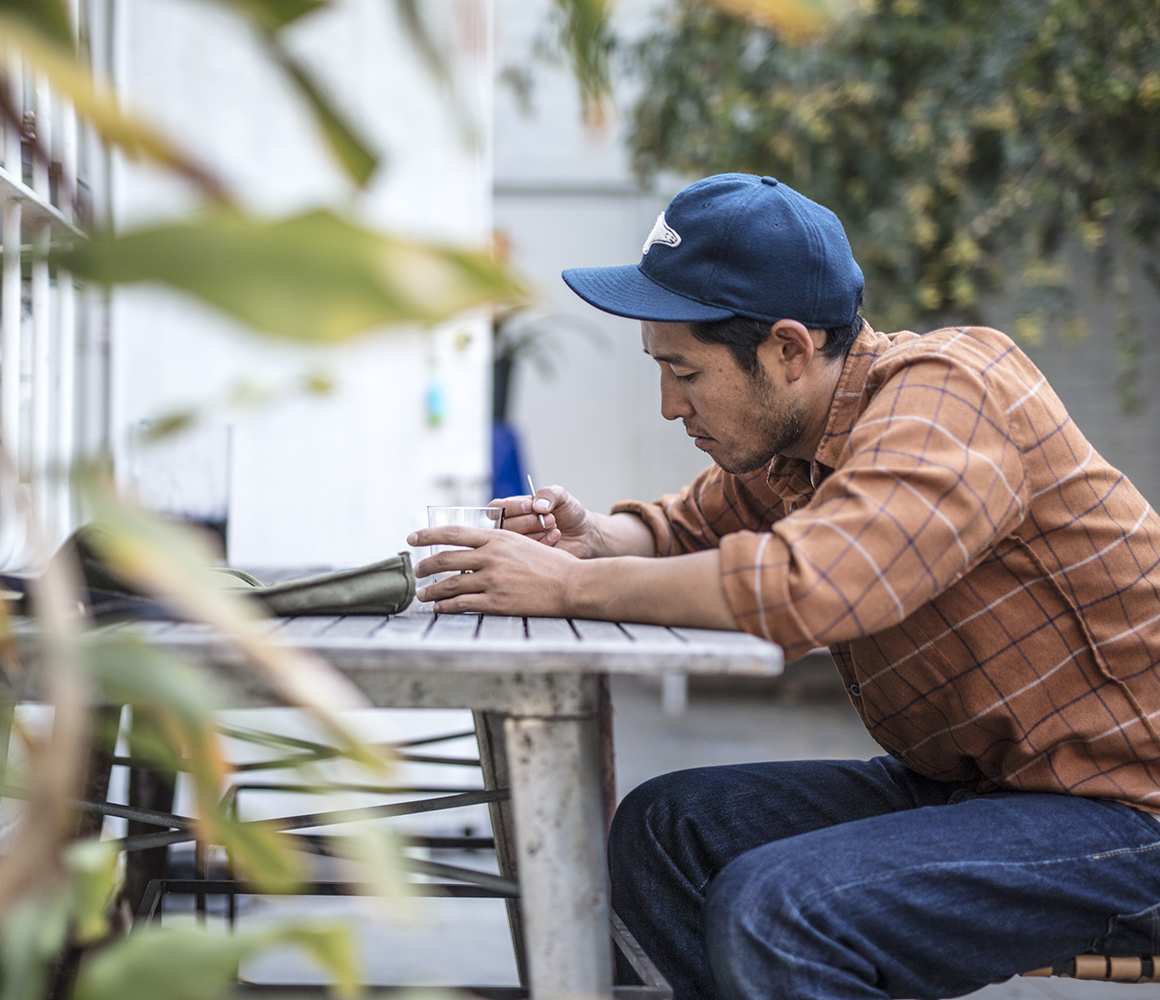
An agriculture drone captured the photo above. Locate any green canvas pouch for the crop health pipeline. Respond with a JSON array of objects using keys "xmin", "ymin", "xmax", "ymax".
[
  {"xmin": 41, "ymin": 525, "xmax": 415, "ymax": 619},
  {"xmin": 212, "ymin": 553, "xmax": 416, "ymax": 616}
]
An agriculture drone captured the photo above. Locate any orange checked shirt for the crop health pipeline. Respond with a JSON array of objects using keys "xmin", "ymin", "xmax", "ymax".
[{"xmin": 615, "ymin": 324, "xmax": 1160, "ymax": 812}]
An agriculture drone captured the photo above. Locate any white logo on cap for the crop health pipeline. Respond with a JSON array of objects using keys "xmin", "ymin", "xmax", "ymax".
[{"xmin": 642, "ymin": 212, "xmax": 681, "ymax": 254}]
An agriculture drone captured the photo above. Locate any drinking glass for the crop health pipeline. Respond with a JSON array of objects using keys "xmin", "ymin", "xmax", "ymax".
[{"xmin": 426, "ymin": 505, "xmax": 505, "ymax": 584}]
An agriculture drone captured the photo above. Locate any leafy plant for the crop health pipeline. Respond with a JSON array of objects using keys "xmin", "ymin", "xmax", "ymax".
[
  {"xmin": 0, "ymin": 0, "xmax": 831, "ymax": 992},
  {"xmin": 629, "ymin": 0, "xmax": 1160, "ymax": 406},
  {"xmin": 0, "ymin": 0, "xmax": 626, "ymax": 995}
]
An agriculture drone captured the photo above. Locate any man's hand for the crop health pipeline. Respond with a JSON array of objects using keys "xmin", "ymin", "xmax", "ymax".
[
  {"xmin": 489, "ymin": 486, "xmax": 599, "ymax": 558},
  {"xmin": 489, "ymin": 485, "xmax": 657, "ymax": 559},
  {"xmin": 408, "ymin": 524, "xmax": 579, "ymax": 616},
  {"xmin": 406, "ymin": 521, "xmax": 738, "ymax": 629}
]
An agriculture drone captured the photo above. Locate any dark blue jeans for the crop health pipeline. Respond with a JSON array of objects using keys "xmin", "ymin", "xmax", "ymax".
[{"xmin": 609, "ymin": 757, "xmax": 1160, "ymax": 1000}]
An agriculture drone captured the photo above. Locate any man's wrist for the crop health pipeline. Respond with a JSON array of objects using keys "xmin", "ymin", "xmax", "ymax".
[
  {"xmin": 587, "ymin": 511, "xmax": 656, "ymax": 559},
  {"xmin": 586, "ymin": 512, "xmax": 612, "ymax": 558},
  {"xmin": 563, "ymin": 555, "xmax": 600, "ymax": 618}
]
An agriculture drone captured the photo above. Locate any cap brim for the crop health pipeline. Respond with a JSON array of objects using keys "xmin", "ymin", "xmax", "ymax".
[{"xmin": 562, "ymin": 265, "xmax": 734, "ymax": 322}]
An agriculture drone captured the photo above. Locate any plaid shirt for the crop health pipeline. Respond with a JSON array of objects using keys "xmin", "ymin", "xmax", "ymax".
[{"xmin": 615, "ymin": 324, "xmax": 1160, "ymax": 810}]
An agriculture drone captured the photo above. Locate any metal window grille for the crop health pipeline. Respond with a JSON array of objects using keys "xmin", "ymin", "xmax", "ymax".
[{"xmin": 0, "ymin": 0, "xmax": 110, "ymax": 570}]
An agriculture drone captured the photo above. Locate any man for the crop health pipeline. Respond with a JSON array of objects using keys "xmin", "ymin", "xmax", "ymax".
[{"xmin": 408, "ymin": 173, "xmax": 1160, "ymax": 1000}]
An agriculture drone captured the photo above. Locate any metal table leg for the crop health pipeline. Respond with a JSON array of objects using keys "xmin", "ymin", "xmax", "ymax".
[
  {"xmin": 474, "ymin": 709, "xmax": 528, "ymax": 985},
  {"xmin": 504, "ymin": 673, "xmax": 612, "ymax": 1000}
]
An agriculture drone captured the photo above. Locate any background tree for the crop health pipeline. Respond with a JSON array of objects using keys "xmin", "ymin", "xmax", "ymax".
[{"xmin": 630, "ymin": 0, "xmax": 1160, "ymax": 406}]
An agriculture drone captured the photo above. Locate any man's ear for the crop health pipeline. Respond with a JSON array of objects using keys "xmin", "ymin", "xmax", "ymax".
[{"xmin": 761, "ymin": 320, "xmax": 815, "ymax": 383}]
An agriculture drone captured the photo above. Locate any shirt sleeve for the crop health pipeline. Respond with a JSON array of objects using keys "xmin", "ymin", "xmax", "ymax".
[
  {"xmin": 720, "ymin": 355, "xmax": 1029, "ymax": 659},
  {"xmin": 612, "ymin": 464, "xmax": 781, "ymax": 556}
]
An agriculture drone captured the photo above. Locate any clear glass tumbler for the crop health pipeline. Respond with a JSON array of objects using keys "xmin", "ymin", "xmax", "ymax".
[{"xmin": 425, "ymin": 505, "xmax": 505, "ymax": 584}]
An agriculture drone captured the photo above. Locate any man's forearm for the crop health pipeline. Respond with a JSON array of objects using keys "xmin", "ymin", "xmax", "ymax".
[
  {"xmin": 566, "ymin": 548, "xmax": 739, "ymax": 630},
  {"xmin": 587, "ymin": 511, "xmax": 658, "ymax": 558}
]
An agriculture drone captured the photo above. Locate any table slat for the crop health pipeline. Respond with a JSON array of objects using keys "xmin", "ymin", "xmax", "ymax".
[
  {"xmin": 273, "ymin": 617, "xmax": 342, "ymax": 639},
  {"xmin": 252, "ymin": 617, "xmax": 288, "ymax": 634},
  {"xmin": 427, "ymin": 614, "xmax": 482, "ymax": 641},
  {"xmin": 525, "ymin": 617, "xmax": 578, "ymax": 643},
  {"xmin": 569, "ymin": 619, "xmax": 630, "ymax": 643},
  {"xmin": 477, "ymin": 615, "xmax": 526, "ymax": 642},
  {"xmin": 375, "ymin": 611, "xmax": 434, "ymax": 639},
  {"xmin": 160, "ymin": 622, "xmax": 221, "ymax": 639},
  {"xmin": 104, "ymin": 620, "xmax": 177, "ymax": 639},
  {"xmin": 617, "ymin": 622, "xmax": 685, "ymax": 645},
  {"xmin": 670, "ymin": 626, "xmax": 771, "ymax": 648},
  {"xmin": 68, "ymin": 610, "xmax": 782, "ymax": 679},
  {"xmin": 322, "ymin": 616, "xmax": 391, "ymax": 639}
]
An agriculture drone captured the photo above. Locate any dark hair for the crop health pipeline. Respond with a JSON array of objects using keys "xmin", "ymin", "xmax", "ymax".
[{"xmin": 691, "ymin": 297, "xmax": 865, "ymax": 379}]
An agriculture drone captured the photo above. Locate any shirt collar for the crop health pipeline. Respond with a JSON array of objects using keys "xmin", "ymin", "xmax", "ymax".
[{"xmin": 766, "ymin": 322, "xmax": 889, "ymax": 490}]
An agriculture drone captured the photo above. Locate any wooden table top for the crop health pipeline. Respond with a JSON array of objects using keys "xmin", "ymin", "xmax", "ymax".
[{"xmin": 100, "ymin": 605, "xmax": 784, "ymax": 678}]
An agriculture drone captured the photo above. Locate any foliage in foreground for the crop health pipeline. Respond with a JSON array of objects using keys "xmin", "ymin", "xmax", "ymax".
[
  {"xmin": 0, "ymin": 0, "xmax": 539, "ymax": 995},
  {"xmin": 1, "ymin": 0, "xmax": 841, "ymax": 994},
  {"xmin": 630, "ymin": 0, "xmax": 1160, "ymax": 405}
]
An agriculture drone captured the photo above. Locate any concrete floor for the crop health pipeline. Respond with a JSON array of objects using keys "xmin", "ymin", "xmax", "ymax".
[{"xmin": 217, "ymin": 670, "xmax": 1160, "ymax": 998}]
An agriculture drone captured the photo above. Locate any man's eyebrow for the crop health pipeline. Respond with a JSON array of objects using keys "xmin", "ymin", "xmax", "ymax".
[{"xmin": 642, "ymin": 348, "xmax": 690, "ymax": 365}]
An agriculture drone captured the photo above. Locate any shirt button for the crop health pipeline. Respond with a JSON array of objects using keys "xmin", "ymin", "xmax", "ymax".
[{"xmin": 849, "ymin": 682, "xmax": 861, "ymax": 696}]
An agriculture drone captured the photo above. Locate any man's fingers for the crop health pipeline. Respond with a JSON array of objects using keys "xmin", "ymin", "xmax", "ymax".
[
  {"xmin": 502, "ymin": 511, "xmax": 557, "ymax": 536},
  {"xmin": 408, "ymin": 525, "xmax": 496, "ymax": 548},
  {"xmin": 531, "ymin": 484, "xmax": 570, "ymax": 514},
  {"xmin": 430, "ymin": 594, "xmax": 487, "ymax": 614},
  {"xmin": 414, "ymin": 546, "xmax": 488, "ymax": 579},
  {"xmin": 417, "ymin": 570, "xmax": 487, "ymax": 603}
]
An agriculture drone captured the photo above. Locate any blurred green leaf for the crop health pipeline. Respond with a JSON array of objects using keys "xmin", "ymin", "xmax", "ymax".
[
  {"xmin": 699, "ymin": 0, "xmax": 834, "ymax": 41},
  {"xmin": 77, "ymin": 477, "xmax": 385, "ymax": 770},
  {"xmin": 214, "ymin": 0, "xmax": 328, "ymax": 31},
  {"xmin": 76, "ymin": 927, "xmax": 244, "ymax": 1000},
  {"xmin": 0, "ymin": 16, "xmax": 232, "ymax": 203},
  {"xmin": 392, "ymin": 0, "xmax": 451, "ymax": 89},
  {"xmin": 65, "ymin": 840, "xmax": 120, "ymax": 945},
  {"xmin": 86, "ymin": 636, "xmax": 222, "ymax": 733},
  {"xmin": 303, "ymin": 369, "xmax": 336, "ymax": 395},
  {"xmin": 552, "ymin": 0, "xmax": 614, "ymax": 126},
  {"xmin": 335, "ymin": 822, "xmax": 408, "ymax": 909},
  {"xmin": 0, "ymin": 0, "xmax": 71, "ymax": 46},
  {"xmin": 0, "ymin": 586, "xmax": 21, "ymax": 678},
  {"xmin": 123, "ymin": 708, "xmax": 187, "ymax": 775},
  {"xmin": 56, "ymin": 209, "xmax": 524, "ymax": 342},
  {"xmin": 216, "ymin": 811, "xmax": 304, "ymax": 894},
  {"xmin": 263, "ymin": 40, "xmax": 379, "ymax": 187},
  {"xmin": 0, "ymin": 893, "xmax": 70, "ymax": 1000},
  {"xmin": 75, "ymin": 923, "xmax": 361, "ymax": 1000},
  {"xmin": 264, "ymin": 923, "xmax": 361, "ymax": 998},
  {"xmin": 142, "ymin": 410, "xmax": 198, "ymax": 442},
  {"xmin": 85, "ymin": 636, "xmax": 225, "ymax": 794},
  {"xmin": 390, "ymin": 0, "xmax": 480, "ymax": 147},
  {"xmin": 86, "ymin": 637, "xmax": 306, "ymax": 891},
  {"xmin": 206, "ymin": 0, "xmax": 378, "ymax": 185}
]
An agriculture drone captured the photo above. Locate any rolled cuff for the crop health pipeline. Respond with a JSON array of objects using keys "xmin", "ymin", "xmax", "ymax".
[
  {"xmin": 610, "ymin": 500, "xmax": 677, "ymax": 556},
  {"xmin": 719, "ymin": 530, "xmax": 818, "ymax": 660}
]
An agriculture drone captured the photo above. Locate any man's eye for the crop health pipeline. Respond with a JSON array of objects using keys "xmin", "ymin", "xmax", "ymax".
[{"xmin": 674, "ymin": 371, "xmax": 697, "ymax": 382}]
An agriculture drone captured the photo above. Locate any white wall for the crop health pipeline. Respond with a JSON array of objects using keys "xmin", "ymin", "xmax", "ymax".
[
  {"xmin": 110, "ymin": 0, "xmax": 495, "ymax": 567},
  {"xmin": 492, "ymin": 0, "xmax": 711, "ymax": 514}
]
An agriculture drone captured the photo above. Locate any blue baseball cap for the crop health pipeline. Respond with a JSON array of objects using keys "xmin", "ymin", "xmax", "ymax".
[{"xmin": 562, "ymin": 173, "xmax": 864, "ymax": 328}]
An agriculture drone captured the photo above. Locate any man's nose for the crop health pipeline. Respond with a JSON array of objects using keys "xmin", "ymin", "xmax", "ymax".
[{"xmin": 659, "ymin": 375, "xmax": 694, "ymax": 422}]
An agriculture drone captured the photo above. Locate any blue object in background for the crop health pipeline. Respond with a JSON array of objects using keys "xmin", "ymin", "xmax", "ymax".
[
  {"xmin": 492, "ymin": 420, "xmax": 527, "ymax": 500},
  {"xmin": 425, "ymin": 375, "xmax": 445, "ymax": 427}
]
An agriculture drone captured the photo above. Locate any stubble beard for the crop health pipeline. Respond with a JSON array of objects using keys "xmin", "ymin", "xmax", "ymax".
[{"xmin": 710, "ymin": 383, "xmax": 806, "ymax": 476}]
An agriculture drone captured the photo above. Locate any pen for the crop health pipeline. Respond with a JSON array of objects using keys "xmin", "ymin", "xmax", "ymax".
[{"xmin": 527, "ymin": 473, "xmax": 547, "ymax": 529}]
